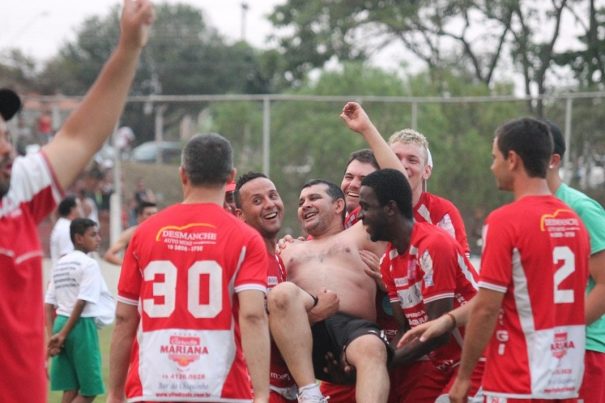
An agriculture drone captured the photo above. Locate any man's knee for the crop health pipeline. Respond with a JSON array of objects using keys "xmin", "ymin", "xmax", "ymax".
[
  {"xmin": 345, "ymin": 334, "xmax": 388, "ymax": 368},
  {"xmin": 268, "ymin": 281, "xmax": 303, "ymax": 313}
]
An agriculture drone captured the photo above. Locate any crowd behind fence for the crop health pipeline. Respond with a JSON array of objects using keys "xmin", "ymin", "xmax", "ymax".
[{"xmin": 11, "ymin": 92, "xmax": 605, "ymax": 257}]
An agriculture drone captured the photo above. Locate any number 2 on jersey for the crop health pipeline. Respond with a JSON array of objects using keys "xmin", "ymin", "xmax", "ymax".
[
  {"xmin": 553, "ymin": 246, "xmax": 575, "ymax": 304},
  {"xmin": 142, "ymin": 260, "xmax": 223, "ymax": 318}
]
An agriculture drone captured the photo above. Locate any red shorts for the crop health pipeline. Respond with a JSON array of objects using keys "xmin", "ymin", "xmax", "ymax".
[
  {"xmin": 320, "ymin": 382, "xmax": 355, "ymax": 403},
  {"xmin": 578, "ymin": 349, "xmax": 605, "ymax": 403}
]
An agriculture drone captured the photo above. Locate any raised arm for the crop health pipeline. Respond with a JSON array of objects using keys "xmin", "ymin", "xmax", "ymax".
[
  {"xmin": 340, "ymin": 102, "xmax": 407, "ymax": 178},
  {"xmin": 43, "ymin": 0, "xmax": 154, "ymax": 191}
]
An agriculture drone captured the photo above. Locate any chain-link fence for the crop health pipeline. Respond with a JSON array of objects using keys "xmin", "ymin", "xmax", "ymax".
[{"xmin": 13, "ymin": 92, "xmax": 605, "ymax": 256}]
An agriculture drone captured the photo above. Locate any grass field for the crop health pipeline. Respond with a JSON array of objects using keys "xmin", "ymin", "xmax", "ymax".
[{"xmin": 48, "ymin": 324, "xmax": 114, "ymax": 403}]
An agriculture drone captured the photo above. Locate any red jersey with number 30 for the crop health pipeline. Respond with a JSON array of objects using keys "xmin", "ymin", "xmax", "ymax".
[
  {"xmin": 479, "ymin": 195, "xmax": 589, "ymax": 399},
  {"xmin": 381, "ymin": 222, "xmax": 478, "ymax": 369},
  {"xmin": 118, "ymin": 203, "xmax": 268, "ymax": 402}
]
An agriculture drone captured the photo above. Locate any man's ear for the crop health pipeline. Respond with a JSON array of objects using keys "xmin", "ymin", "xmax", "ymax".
[
  {"xmin": 549, "ymin": 153, "xmax": 561, "ymax": 169},
  {"xmin": 335, "ymin": 197, "xmax": 346, "ymax": 216},
  {"xmin": 179, "ymin": 166, "xmax": 188, "ymax": 186},
  {"xmin": 385, "ymin": 200, "xmax": 398, "ymax": 216},
  {"xmin": 234, "ymin": 208, "xmax": 245, "ymax": 222}
]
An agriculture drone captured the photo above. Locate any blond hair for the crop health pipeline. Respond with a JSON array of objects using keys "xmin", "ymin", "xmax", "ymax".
[{"xmin": 388, "ymin": 129, "xmax": 430, "ymax": 165}]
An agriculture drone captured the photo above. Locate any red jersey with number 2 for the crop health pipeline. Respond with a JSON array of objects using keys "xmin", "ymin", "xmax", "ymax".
[{"xmin": 479, "ymin": 195, "xmax": 589, "ymax": 400}]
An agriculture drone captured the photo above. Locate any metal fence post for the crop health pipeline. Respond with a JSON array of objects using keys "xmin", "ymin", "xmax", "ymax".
[
  {"xmin": 262, "ymin": 97, "xmax": 271, "ymax": 176},
  {"xmin": 411, "ymin": 102, "xmax": 418, "ymax": 130}
]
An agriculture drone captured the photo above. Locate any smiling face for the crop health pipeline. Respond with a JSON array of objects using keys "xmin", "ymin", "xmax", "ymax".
[
  {"xmin": 238, "ymin": 177, "xmax": 284, "ymax": 240},
  {"xmin": 0, "ymin": 117, "xmax": 15, "ymax": 197},
  {"xmin": 389, "ymin": 141, "xmax": 431, "ymax": 198},
  {"xmin": 298, "ymin": 183, "xmax": 343, "ymax": 237},
  {"xmin": 341, "ymin": 159, "xmax": 377, "ymax": 213},
  {"xmin": 359, "ymin": 185, "xmax": 390, "ymax": 242}
]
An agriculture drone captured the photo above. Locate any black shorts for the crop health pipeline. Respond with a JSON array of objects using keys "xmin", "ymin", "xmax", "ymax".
[{"xmin": 311, "ymin": 312, "xmax": 392, "ymax": 384}]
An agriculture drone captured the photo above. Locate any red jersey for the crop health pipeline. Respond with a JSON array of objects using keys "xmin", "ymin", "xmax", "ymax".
[
  {"xmin": 414, "ymin": 192, "xmax": 469, "ymax": 255},
  {"xmin": 381, "ymin": 222, "xmax": 478, "ymax": 370},
  {"xmin": 118, "ymin": 203, "xmax": 268, "ymax": 402},
  {"xmin": 268, "ymin": 254, "xmax": 296, "ymax": 399},
  {"xmin": 344, "ymin": 206, "xmax": 362, "ymax": 229},
  {"xmin": 479, "ymin": 195, "xmax": 590, "ymax": 399},
  {"xmin": 0, "ymin": 152, "xmax": 62, "ymax": 403}
]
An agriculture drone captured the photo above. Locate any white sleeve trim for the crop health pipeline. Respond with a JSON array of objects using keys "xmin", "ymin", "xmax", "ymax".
[
  {"xmin": 235, "ymin": 284, "xmax": 267, "ymax": 294},
  {"xmin": 478, "ymin": 280, "xmax": 507, "ymax": 293},
  {"xmin": 117, "ymin": 295, "xmax": 139, "ymax": 306}
]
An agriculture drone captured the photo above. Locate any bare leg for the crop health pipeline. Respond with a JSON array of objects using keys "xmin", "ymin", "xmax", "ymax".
[
  {"xmin": 268, "ymin": 281, "xmax": 316, "ymax": 387},
  {"xmin": 345, "ymin": 334, "xmax": 389, "ymax": 403},
  {"xmin": 71, "ymin": 394, "xmax": 96, "ymax": 402},
  {"xmin": 61, "ymin": 391, "xmax": 78, "ymax": 403}
]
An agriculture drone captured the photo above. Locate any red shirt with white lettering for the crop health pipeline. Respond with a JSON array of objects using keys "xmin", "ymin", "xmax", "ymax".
[
  {"xmin": 0, "ymin": 152, "xmax": 62, "ymax": 403},
  {"xmin": 479, "ymin": 195, "xmax": 589, "ymax": 399},
  {"xmin": 381, "ymin": 222, "xmax": 478, "ymax": 369},
  {"xmin": 118, "ymin": 203, "xmax": 268, "ymax": 402}
]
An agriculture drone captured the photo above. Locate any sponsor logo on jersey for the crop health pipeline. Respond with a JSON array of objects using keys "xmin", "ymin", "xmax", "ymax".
[
  {"xmin": 161, "ymin": 335, "xmax": 209, "ymax": 367},
  {"xmin": 551, "ymin": 331, "xmax": 575, "ymax": 358},
  {"xmin": 420, "ymin": 250, "xmax": 434, "ymax": 287}
]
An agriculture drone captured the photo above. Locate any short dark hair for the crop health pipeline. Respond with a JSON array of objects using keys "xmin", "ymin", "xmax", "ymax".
[
  {"xmin": 181, "ymin": 133, "xmax": 233, "ymax": 186},
  {"xmin": 135, "ymin": 201, "xmax": 157, "ymax": 216},
  {"xmin": 70, "ymin": 218, "xmax": 97, "ymax": 243},
  {"xmin": 495, "ymin": 117, "xmax": 553, "ymax": 178},
  {"xmin": 362, "ymin": 169, "xmax": 413, "ymax": 220},
  {"xmin": 344, "ymin": 149, "xmax": 379, "ymax": 174},
  {"xmin": 302, "ymin": 179, "xmax": 346, "ymax": 223},
  {"xmin": 542, "ymin": 119, "xmax": 565, "ymax": 157},
  {"xmin": 235, "ymin": 171, "xmax": 268, "ymax": 208},
  {"xmin": 57, "ymin": 196, "xmax": 77, "ymax": 217}
]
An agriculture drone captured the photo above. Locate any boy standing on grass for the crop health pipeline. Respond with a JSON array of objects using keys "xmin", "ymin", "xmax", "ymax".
[{"xmin": 45, "ymin": 218, "xmax": 111, "ymax": 402}]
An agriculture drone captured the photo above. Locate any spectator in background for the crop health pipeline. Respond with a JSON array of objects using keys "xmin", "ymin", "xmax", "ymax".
[
  {"xmin": 103, "ymin": 201, "xmax": 157, "ymax": 266},
  {"xmin": 129, "ymin": 177, "xmax": 156, "ymax": 225},
  {"xmin": 37, "ymin": 110, "xmax": 53, "ymax": 144},
  {"xmin": 115, "ymin": 126, "xmax": 135, "ymax": 159},
  {"xmin": 50, "ymin": 196, "xmax": 81, "ymax": 266},
  {"xmin": 45, "ymin": 218, "xmax": 110, "ymax": 402}
]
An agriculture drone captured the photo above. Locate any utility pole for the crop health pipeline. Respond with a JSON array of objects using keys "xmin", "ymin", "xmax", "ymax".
[{"xmin": 240, "ymin": 2, "xmax": 249, "ymax": 42}]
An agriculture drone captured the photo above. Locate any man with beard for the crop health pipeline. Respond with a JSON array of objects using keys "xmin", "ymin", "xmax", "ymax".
[
  {"xmin": 235, "ymin": 172, "xmax": 338, "ymax": 403},
  {"xmin": 268, "ymin": 179, "xmax": 394, "ymax": 403},
  {"xmin": 340, "ymin": 149, "xmax": 379, "ymax": 228},
  {"xmin": 0, "ymin": 1, "xmax": 154, "ymax": 401}
]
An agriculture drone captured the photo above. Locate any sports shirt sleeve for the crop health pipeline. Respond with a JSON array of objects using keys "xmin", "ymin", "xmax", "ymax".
[
  {"xmin": 44, "ymin": 280, "xmax": 57, "ymax": 305},
  {"xmin": 419, "ymin": 237, "xmax": 458, "ymax": 303},
  {"xmin": 9, "ymin": 152, "xmax": 63, "ymax": 222},
  {"xmin": 380, "ymin": 248, "xmax": 398, "ymax": 303},
  {"xmin": 78, "ymin": 259, "xmax": 102, "ymax": 304},
  {"xmin": 478, "ymin": 215, "xmax": 512, "ymax": 294},
  {"xmin": 234, "ymin": 231, "xmax": 268, "ymax": 294},
  {"xmin": 117, "ymin": 230, "xmax": 143, "ymax": 305},
  {"xmin": 574, "ymin": 198, "xmax": 605, "ymax": 254},
  {"xmin": 440, "ymin": 206, "xmax": 470, "ymax": 255}
]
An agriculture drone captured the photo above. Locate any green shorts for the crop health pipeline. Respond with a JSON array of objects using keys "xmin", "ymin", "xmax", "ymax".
[{"xmin": 50, "ymin": 315, "xmax": 105, "ymax": 396}]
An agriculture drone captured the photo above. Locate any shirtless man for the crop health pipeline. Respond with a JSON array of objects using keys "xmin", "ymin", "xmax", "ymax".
[
  {"xmin": 268, "ymin": 179, "xmax": 394, "ymax": 403},
  {"xmin": 103, "ymin": 201, "xmax": 157, "ymax": 265}
]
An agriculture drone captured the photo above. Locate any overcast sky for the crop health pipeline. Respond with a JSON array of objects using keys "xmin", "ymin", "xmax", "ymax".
[{"xmin": 2, "ymin": 0, "xmax": 283, "ymax": 61}]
